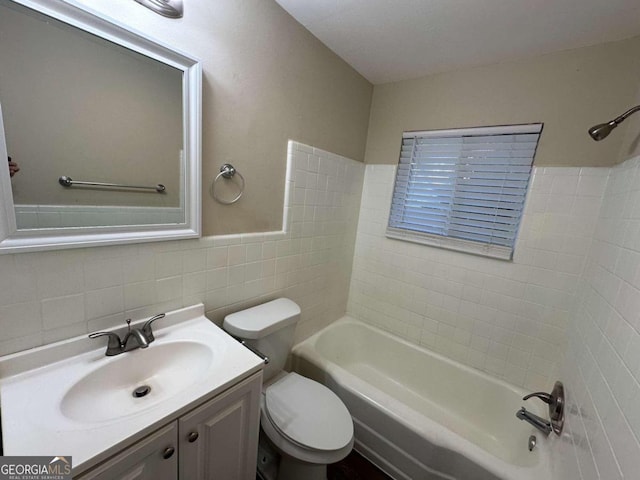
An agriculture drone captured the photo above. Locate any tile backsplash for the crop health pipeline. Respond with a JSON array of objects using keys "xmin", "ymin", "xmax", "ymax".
[
  {"xmin": 14, "ymin": 205, "xmax": 183, "ymax": 229},
  {"xmin": 347, "ymin": 164, "xmax": 607, "ymax": 391},
  {"xmin": 0, "ymin": 141, "xmax": 364, "ymax": 355}
]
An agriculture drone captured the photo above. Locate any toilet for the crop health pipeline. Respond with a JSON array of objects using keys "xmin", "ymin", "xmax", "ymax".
[{"xmin": 223, "ymin": 298, "xmax": 354, "ymax": 480}]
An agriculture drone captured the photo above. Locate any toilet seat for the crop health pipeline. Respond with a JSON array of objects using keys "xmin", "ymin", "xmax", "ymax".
[{"xmin": 261, "ymin": 372, "xmax": 354, "ymax": 464}]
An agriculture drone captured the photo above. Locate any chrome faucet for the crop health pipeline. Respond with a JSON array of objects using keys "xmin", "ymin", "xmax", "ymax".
[
  {"xmin": 89, "ymin": 314, "xmax": 165, "ymax": 356},
  {"xmin": 516, "ymin": 407, "xmax": 552, "ymax": 436},
  {"xmin": 516, "ymin": 381, "xmax": 565, "ymax": 437},
  {"xmin": 122, "ymin": 319, "xmax": 150, "ymax": 350}
]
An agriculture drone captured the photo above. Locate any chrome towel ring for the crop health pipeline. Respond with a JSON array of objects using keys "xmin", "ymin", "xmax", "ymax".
[{"xmin": 211, "ymin": 164, "xmax": 245, "ymax": 205}]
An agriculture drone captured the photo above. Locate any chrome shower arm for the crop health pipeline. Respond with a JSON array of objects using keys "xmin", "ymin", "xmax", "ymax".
[
  {"xmin": 589, "ymin": 104, "xmax": 640, "ymax": 141},
  {"xmin": 613, "ymin": 105, "xmax": 640, "ymax": 124}
]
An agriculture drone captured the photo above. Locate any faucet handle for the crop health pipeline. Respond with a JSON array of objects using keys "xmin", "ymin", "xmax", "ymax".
[
  {"xmin": 522, "ymin": 381, "xmax": 565, "ymax": 435},
  {"xmin": 141, "ymin": 313, "xmax": 165, "ymax": 342},
  {"xmin": 88, "ymin": 331, "xmax": 123, "ymax": 356},
  {"xmin": 522, "ymin": 391, "xmax": 553, "ymax": 404}
]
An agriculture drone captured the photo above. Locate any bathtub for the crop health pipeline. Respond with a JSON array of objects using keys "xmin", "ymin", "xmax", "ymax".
[{"xmin": 292, "ymin": 317, "xmax": 552, "ymax": 480}]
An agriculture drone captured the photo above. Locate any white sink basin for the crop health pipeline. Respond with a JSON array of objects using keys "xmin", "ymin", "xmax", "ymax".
[{"xmin": 60, "ymin": 341, "xmax": 214, "ymax": 423}]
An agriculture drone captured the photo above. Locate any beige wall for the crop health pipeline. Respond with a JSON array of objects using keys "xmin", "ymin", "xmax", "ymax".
[
  {"xmin": 68, "ymin": 0, "xmax": 373, "ymax": 235},
  {"xmin": 0, "ymin": 4, "xmax": 182, "ymax": 207},
  {"xmin": 365, "ymin": 36, "xmax": 640, "ymax": 167}
]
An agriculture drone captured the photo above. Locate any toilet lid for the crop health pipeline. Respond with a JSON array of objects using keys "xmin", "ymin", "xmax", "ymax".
[{"xmin": 264, "ymin": 372, "xmax": 353, "ymax": 451}]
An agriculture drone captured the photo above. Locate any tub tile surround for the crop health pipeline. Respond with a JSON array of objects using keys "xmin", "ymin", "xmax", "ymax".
[
  {"xmin": 551, "ymin": 154, "xmax": 640, "ymax": 480},
  {"xmin": 347, "ymin": 164, "xmax": 607, "ymax": 391},
  {"xmin": 0, "ymin": 141, "xmax": 364, "ymax": 355}
]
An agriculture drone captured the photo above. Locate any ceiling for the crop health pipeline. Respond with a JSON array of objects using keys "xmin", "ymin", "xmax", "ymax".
[{"xmin": 274, "ymin": 0, "xmax": 640, "ymax": 84}]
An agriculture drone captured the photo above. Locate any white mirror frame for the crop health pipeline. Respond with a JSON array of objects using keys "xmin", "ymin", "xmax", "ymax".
[{"xmin": 0, "ymin": 0, "xmax": 201, "ymax": 253}]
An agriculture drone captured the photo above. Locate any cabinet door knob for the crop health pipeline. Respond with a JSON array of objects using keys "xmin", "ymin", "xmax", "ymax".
[
  {"xmin": 188, "ymin": 431, "xmax": 199, "ymax": 443},
  {"xmin": 162, "ymin": 446, "xmax": 175, "ymax": 459}
]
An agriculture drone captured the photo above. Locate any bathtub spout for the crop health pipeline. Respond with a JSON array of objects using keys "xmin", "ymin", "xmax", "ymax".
[{"xmin": 516, "ymin": 407, "xmax": 552, "ymax": 436}]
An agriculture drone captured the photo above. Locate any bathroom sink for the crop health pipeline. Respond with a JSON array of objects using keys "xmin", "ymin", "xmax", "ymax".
[
  {"xmin": 0, "ymin": 304, "xmax": 265, "ymax": 473},
  {"xmin": 60, "ymin": 341, "xmax": 214, "ymax": 423}
]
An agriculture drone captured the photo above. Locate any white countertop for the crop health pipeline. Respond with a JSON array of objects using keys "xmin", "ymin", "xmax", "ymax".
[{"xmin": 0, "ymin": 304, "xmax": 264, "ymax": 475}]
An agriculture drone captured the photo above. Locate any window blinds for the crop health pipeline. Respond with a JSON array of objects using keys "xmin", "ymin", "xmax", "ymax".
[{"xmin": 386, "ymin": 124, "xmax": 542, "ymax": 260}]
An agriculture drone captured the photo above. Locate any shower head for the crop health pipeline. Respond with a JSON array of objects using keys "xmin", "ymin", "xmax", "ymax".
[
  {"xmin": 588, "ymin": 121, "xmax": 618, "ymax": 141},
  {"xmin": 588, "ymin": 105, "xmax": 640, "ymax": 141}
]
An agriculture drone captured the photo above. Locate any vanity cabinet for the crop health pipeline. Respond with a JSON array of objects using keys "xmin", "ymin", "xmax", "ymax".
[
  {"xmin": 179, "ymin": 372, "xmax": 261, "ymax": 479},
  {"xmin": 74, "ymin": 424, "xmax": 178, "ymax": 480},
  {"xmin": 75, "ymin": 373, "xmax": 262, "ymax": 480}
]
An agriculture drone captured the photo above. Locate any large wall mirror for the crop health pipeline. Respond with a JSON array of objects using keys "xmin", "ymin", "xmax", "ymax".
[{"xmin": 0, "ymin": 0, "xmax": 201, "ymax": 253}]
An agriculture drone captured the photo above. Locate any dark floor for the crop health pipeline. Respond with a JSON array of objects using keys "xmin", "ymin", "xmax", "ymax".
[
  {"xmin": 256, "ymin": 450, "xmax": 392, "ymax": 480},
  {"xmin": 327, "ymin": 450, "xmax": 393, "ymax": 480}
]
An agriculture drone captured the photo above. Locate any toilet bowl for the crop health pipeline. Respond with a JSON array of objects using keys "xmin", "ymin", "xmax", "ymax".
[
  {"xmin": 261, "ymin": 372, "xmax": 353, "ymax": 479},
  {"xmin": 223, "ymin": 299, "xmax": 354, "ymax": 480}
]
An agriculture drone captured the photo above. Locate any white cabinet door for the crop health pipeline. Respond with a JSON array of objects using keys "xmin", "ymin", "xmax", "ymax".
[
  {"xmin": 179, "ymin": 372, "xmax": 262, "ymax": 480},
  {"xmin": 76, "ymin": 423, "xmax": 178, "ymax": 480}
]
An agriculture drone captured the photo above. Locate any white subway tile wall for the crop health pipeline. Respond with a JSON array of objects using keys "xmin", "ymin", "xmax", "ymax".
[
  {"xmin": 347, "ymin": 164, "xmax": 607, "ymax": 391},
  {"xmin": 3, "ymin": 137, "xmax": 640, "ymax": 480},
  {"xmin": 0, "ymin": 141, "xmax": 364, "ymax": 355},
  {"xmin": 551, "ymin": 154, "xmax": 640, "ymax": 480}
]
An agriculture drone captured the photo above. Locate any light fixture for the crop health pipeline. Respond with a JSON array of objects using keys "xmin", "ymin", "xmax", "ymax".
[{"xmin": 134, "ymin": 0, "xmax": 183, "ymax": 19}]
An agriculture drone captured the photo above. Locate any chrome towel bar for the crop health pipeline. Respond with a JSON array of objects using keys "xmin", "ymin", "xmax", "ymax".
[{"xmin": 59, "ymin": 176, "xmax": 166, "ymax": 193}]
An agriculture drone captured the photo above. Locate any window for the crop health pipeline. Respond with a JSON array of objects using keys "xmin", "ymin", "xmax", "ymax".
[{"xmin": 387, "ymin": 124, "xmax": 542, "ymax": 260}]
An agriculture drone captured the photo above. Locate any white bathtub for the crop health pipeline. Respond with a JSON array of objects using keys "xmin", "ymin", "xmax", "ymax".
[{"xmin": 292, "ymin": 317, "xmax": 552, "ymax": 480}]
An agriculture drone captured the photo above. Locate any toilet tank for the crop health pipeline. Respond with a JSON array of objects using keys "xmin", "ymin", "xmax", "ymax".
[{"xmin": 223, "ymin": 298, "xmax": 301, "ymax": 381}]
